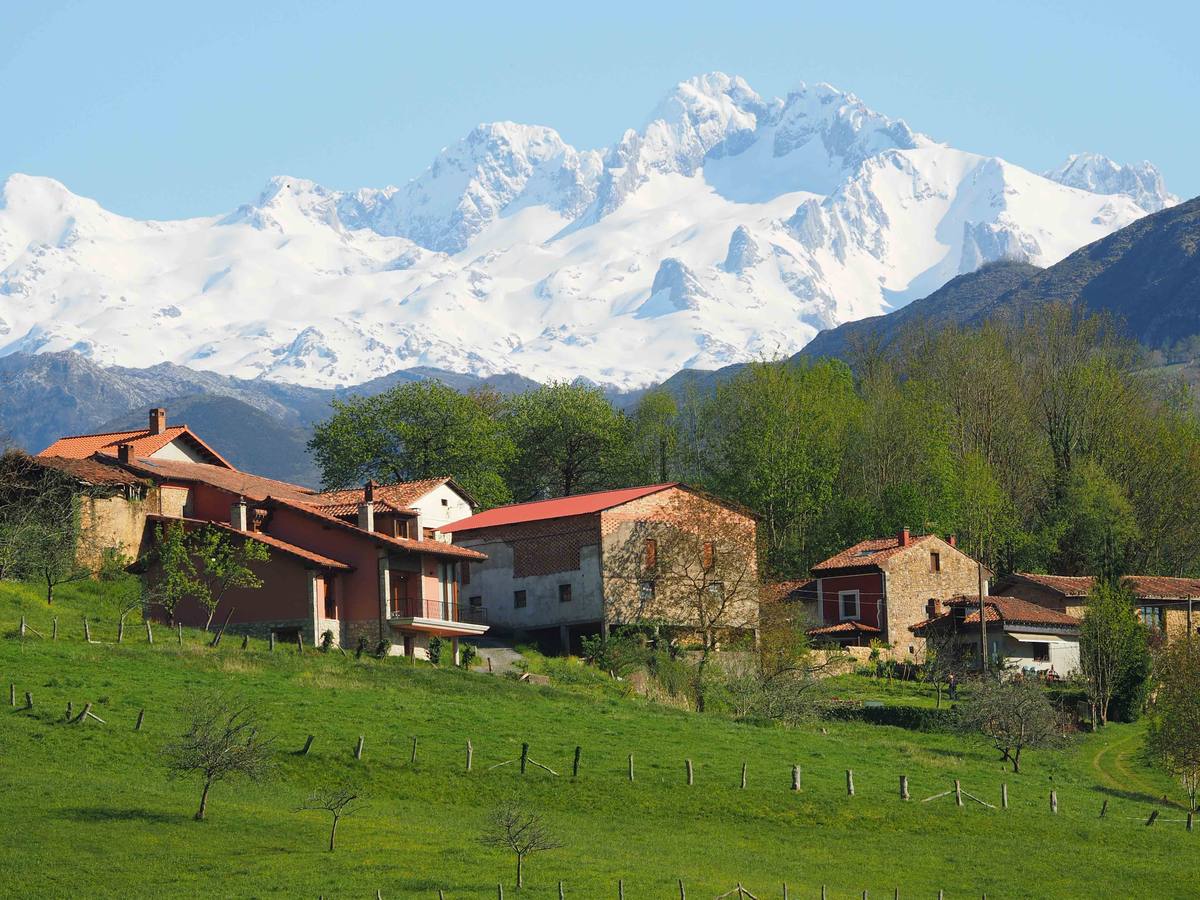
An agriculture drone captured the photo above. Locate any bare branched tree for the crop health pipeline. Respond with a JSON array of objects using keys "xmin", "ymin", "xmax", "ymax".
[
  {"xmin": 298, "ymin": 785, "xmax": 365, "ymax": 851},
  {"xmin": 479, "ymin": 798, "xmax": 563, "ymax": 888},
  {"xmin": 162, "ymin": 696, "xmax": 273, "ymax": 820},
  {"xmin": 957, "ymin": 677, "xmax": 1065, "ymax": 773}
]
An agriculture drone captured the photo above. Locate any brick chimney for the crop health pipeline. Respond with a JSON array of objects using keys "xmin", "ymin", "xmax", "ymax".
[
  {"xmin": 117, "ymin": 443, "xmax": 134, "ymax": 464},
  {"xmin": 948, "ymin": 534, "xmax": 957, "ymax": 548},
  {"xmin": 149, "ymin": 407, "xmax": 167, "ymax": 435},
  {"xmin": 364, "ymin": 479, "xmax": 378, "ymax": 503},
  {"xmin": 898, "ymin": 526, "xmax": 911, "ymax": 547},
  {"xmin": 358, "ymin": 483, "xmax": 375, "ymax": 533},
  {"xmin": 231, "ymin": 496, "xmax": 249, "ymax": 531}
]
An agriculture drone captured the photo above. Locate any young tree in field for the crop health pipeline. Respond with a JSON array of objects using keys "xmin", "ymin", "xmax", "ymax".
[
  {"xmin": 97, "ymin": 549, "xmax": 145, "ymax": 642},
  {"xmin": 480, "ymin": 798, "xmax": 563, "ymax": 888},
  {"xmin": 1146, "ymin": 639, "xmax": 1200, "ymax": 810},
  {"xmin": 921, "ymin": 626, "xmax": 965, "ymax": 710},
  {"xmin": 298, "ymin": 786, "xmax": 365, "ymax": 851},
  {"xmin": 606, "ymin": 490, "xmax": 759, "ymax": 712},
  {"xmin": 1079, "ymin": 580, "xmax": 1148, "ymax": 726},
  {"xmin": 151, "ymin": 523, "xmax": 269, "ymax": 630},
  {"xmin": 163, "ymin": 696, "xmax": 273, "ymax": 821},
  {"xmin": 20, "ymin": 493, "xmax": 92, "ymax": 605},
  {"xmin": 958, "ymin": 677, "xmax": 1064, "ymax": 773},
  {"xmin": 307, "ymin": 381, "xmax": 514, "ymax": 508},
  {"xmin": 502, "ymin": 382, "xmax": 637, "ymax": 501}
]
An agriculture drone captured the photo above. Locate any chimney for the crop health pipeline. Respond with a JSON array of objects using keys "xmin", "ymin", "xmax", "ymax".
[
  {"xmin": 117, "ymin": 443, "xmax": 134, "ymax": 464},
  {"xmin": 927, "ymin": 597, "xmax": 944, "ymax": 617},
  {"xmin": 364, "ymin": 480, "xmax": 378, "ymax": 503},
  {"xmin": 899, "ymin": 526, "xmax": 911, "ymax": 547},
  {"xmin": 948, "ymin": 534, "xmax": 957, "ymax": 548},
  {"xmin": 149, "ymin": 407, "xmax": 167, "ymax": 435},
  {"xmin": 231, "ymin": 496, "xmax": 249, "ymax": 531},
  {"xmin": 358, "ymin": 499, "xmax": 375, "ymax": 533}
]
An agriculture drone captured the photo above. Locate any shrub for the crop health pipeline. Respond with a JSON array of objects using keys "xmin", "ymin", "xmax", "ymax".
[
  {"xmin": 820, "ymin": 700, "xmax": 957, "ymax": 732},
  {"xmin": 459, "ymin": 644, "xmax": 478, "ymax": 669},
  {"xmin": 427, "ymin": 635, "xmax": 443, "ymax": 666},
  {"xmin": 320, "ymin": 630, "xmax": 334, "ymax": 653}
]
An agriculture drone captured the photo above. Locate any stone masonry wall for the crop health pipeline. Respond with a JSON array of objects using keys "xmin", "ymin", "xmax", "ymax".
[{"xmin": 883, "ymin": 537, "xmax": 984, "ymax": 656}]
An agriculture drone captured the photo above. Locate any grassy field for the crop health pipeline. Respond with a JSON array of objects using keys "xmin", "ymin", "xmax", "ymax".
[{"xmin": 1, "ymin": 581, "xmax": 1194, "ymax": 899}]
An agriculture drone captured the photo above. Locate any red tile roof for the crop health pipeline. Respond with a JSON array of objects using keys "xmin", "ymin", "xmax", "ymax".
[
  {"xmin": 1011, "ymin": 572, "xmax": 1200, "ymax": 601},
  {"xmin": 442, "ymin": 483, "xmax": 680, "ymax": 532},
  {"xmin": 807, "ymin": 621, "xmax": 882, "ymax": 636},
  {"xmin": 763, "ymin": 579, "xmax": 817, "ymax": 604},
  {"xmin": 266, "ymin": 496, "xmax": 487, "ymax": 561},
  {"xmin": 911, "ymin": 595, "xmax": 1081, "ymax": 633},
  {"xmin": 309, "ymin": 477, "xmax": 463, "ymax": 514},
  {"xmin": 812, "ymin": 534, "xmax": 941, "ymax": 572},
  {"xmin": 40, "ymin": 425, "xmax": 234, "ymax": 468},
  {"xmin": 119, "ymin": 457, "xmax": 317, "ymax": 501},
  {"xmin": 145, "ymin": 515, "xmax": 352, "ymax": 570},
  {"xmin": 31, "ymin": 455, "xmax": 143, "ymax": 486}
]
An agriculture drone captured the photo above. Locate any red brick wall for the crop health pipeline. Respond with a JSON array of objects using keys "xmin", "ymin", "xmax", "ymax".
[{"xmin": 454, "ymin": 515, "xmax": 600, "ymax": 577}]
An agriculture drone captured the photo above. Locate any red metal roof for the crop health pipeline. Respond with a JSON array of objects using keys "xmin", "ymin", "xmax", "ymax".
[
  {"xmin": 442, "ymin": 483, "xmax": 679, "ymax": 532},
  {"xmin": 40, "ymin": 425, "xmax": 234, "ymax": 469}
]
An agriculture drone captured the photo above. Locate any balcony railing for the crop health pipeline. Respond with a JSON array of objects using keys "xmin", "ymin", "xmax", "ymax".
[{"xmin": 391, "ymin": 597, "xmax": 488, "ymax": 626}]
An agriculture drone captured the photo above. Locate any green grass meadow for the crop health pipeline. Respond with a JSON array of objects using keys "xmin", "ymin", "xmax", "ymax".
[{"xmin": 0, "ymin": 581, "xmax": 1194, "ymax": 899}]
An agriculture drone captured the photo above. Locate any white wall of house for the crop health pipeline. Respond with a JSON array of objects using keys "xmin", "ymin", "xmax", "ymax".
[
  {"xmin": 149, "ymin": 439, "xmax": 211, "ymax": 464},
  {"xmin": 951, "ymin": 632, "xmax": 1080, "ymax": 676},
  {"xmin": 416, "ymin": 483, "xmax": 475, "ymax": 538}
]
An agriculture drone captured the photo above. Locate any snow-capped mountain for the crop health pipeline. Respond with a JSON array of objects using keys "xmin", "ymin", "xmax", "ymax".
[{"xmin": 0, "ymin": 73, "xmax": 1176, "ymax": 390}]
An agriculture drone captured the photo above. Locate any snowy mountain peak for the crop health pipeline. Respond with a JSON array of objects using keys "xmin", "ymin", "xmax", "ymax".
[
  {"xmin": 0, "ymin": 74, "xmax": 1175, "ymax": 391},
  {"xmin": 1045, "ymin": 153, "xmax": 1178, "ymax": 213}
]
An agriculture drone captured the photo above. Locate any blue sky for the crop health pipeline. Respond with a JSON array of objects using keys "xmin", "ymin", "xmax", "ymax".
[{"xmin": 2, "ymin": 0, "xmax": 1196, "ymax": 219}]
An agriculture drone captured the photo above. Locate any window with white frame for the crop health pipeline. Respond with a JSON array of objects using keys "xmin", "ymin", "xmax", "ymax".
[{"xmin": 839, "ymin": 590, "xmax": 860, "ymax": 621}]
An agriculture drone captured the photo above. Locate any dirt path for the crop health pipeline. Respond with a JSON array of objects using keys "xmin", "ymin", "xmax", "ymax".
[{"xmin": 1089, "ymin": 723, "xmax": 1170, "ymax": 805}]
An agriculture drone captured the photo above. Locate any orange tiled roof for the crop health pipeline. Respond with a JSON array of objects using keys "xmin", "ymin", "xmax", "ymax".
[
  {"xmin": 911, "ymin": 595, "xmax": 1081, "ymax": 633},
  {"xmin": 40, "ymin": 425, "xmax": 233, "ymax": 469},
  {"xmin": 309, "ymin": 477, "xmax": 458, "ymax": 513},
  {"xmin": 807, "ymin": 621, "xmax": 882, "ymax": 636},
  {"xmin": 266, "ymin": 496, "xmax": 487, "ymax": 561},
  {"xmin": 31, "ymin": 455, "xmax": 143, "ymax": 486},
  {"xmin": 146, "ymin": 515, "xmax": 352, "ymax": 570},
  {"xmin": 764, "ymin": 579, "xmax": 817, "ymax": 603},
  {"xmin": 812, "ymin": 534, "xmax": 940, "ymax": 572},
  {"xmin": 1012, "ymin": 572, "xmax": 1200, "ymax": 601},
  {"xmin": 119, "ymin": 457, "xmax": 317, "ymax": 501}
]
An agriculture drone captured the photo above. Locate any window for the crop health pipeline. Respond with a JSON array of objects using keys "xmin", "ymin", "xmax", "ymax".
[
  {"xmin": 839, "ymin": 590, "xmax": 860, "ymax": 621},
  {"xmin": 930, "ymin": 552, "xmax": 941, "ymax": 573},
  {"xmin": 702, "ymin": 541, "xmax": 715, "ymax": 570},
  {"xmin": 645, "ymin": 538, "xmax": 657, "ymax": 569},
  {"xmin": 639, "ymin": 581, "xmax": 656, "ymax": 602},
  {"xmin": 513, "ymin": 590, "xmax": 527, "ymax": 609},
  {"xmin": 706, "ymin": 582, "xmax": 725, "ymax": 601},
  {"xmin": 469, "ymin": 595, "xmax": 482, "ymax": 609},
  {"xmin": 559, "ymin": 583, "xmax": 573, "ymax": 603},
  {"xmin": 441, "ymin": 497, "xmax": 449, "ymax": 506},
  {"xmin": 1032, "ymin": 642, "xmax": 1050, "ymax": 662},
  {"xmin": 322, "ymin": 576, "xmax": 336, "ymax": 619},
  {"xmin": 1140, "ymin": 606, "xmax": 1166, "ymax": 632}
]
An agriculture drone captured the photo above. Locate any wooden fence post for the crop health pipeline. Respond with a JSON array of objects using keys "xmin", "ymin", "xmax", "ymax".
[
  {"xmin": 1146, "ymin": 810, "xmax": 1159, "ymax": 826},
  {"xmin": 410, "ymin": 736, "xmax": 419, "ymax": 764},
  {"xmin": 740, "ymin": 762, "xmax": 747, "ymax": 789},
  {"xmin": 618, "ymin": 878, "xmax": 625, "ymax": 900},
  {"xmin": 269, "ymin": 631, "xmax": 275, "ymax": 652},
  {"xmin": 300, "ymin": 734, "xmax": 315, "ymax": 755},
  {"xmin": 83, "ymin": 617, "xmax": 91, "ymax": 642},
  {"xmin": 628, "ymin": 753, "xmax": 634, "ymax": 782},
  {"xmin": 20, "ymin": 616, "xmax": 27, "ymax": 637},
  {"xmin": 135, "ymin": 708, "xmax": 145, "ymax": 731},
  {"xmin": 573, "ymin": 745, "xmax": 581, "ymax": 778},
  {"xmin": 1050, "ymin": 790, "xmax": 1058, "ymax": 814},
  {"xmin": 686, "ymin": 758, "xmax": 693, "ymax": 786},
  {"xmin": 241, "ymin": 634, "xmax": 249, "ymax": 651},
  {"xmin": 954, "ymin": 780, "xmax": 963, "ymax": 807},
  {"xmin": 792, "ymin": 764, "xmax": 801, "ymax": 791},
  {"xmin": 466, "ymin": 739, "xmax": 473, "ymax": 772},
  {"xmin": 8, "ymin": 683, "xmax": 13, "ymax": 707},
  {"xmin": 52, "ymin": 616, "xmax": 58, "ymax": 640},
  {"xmin": 144, "ymin": 620, "xmax": 153, "ymax": 644},
  {"xmin": 519, "ymin": 742, "xmax": 529, "ymax": 774},
  {"xmin": 497, "ymin": 884, "xmax": 503, "ymax": 900},
  {"xmin": 296, "ymin": 630, "xmax": 304, "ymax": 653},
  {"xmin": 24, "ymin": 691, "xmax": 32, "ymax": 710},
  {"xmin": 900, "ymin": 775, "xmax": 909, "ymax": 800},
  {"xmin": 66, "ymin": 700, "xmax": 72, "ymax": 721},
  {"xmin": 177, "ymin": 623, "xmax": 183, "ymax": 646},
  {"xmin": 117, "ymin": 619, "xmax": 125, "ymax": 643},
  {"xmin": 678, "ymin": 878, "xmax": 686, "ymax": 899},
  {"xmin": 1099, "ymin": 800, "xmax": 1108, "ymax": 818},
  {"xmin": 821, "ymin": 886, "xmax": 827, "ymax": 900},
  {"xmin": 846, "ymin": 769, "xmax": 855, "ymax": 796},
  {"xmin": 1187, "ymin": 812, "xmax": 1193, "ymax": 832},
  {"xmin": 1001, "ymin": 783, "xmax": 1008, "ymax": 810},
  {"xmin": 354, "ymin": 735, "xmax": 364, "ymax": 760}
]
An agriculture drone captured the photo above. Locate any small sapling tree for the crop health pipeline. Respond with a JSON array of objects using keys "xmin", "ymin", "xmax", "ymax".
[
  {"xmin": 298, "ymin": 785, "xmax": 365, "ymax": 851},
  {"xmin": 150, "ymin": 523, "xmax": 268, "ymax": 629},
  {"xmin": 480, "ymin": 798, "xmax": 563, "ymax": 888},
  {"xmin": 163, "ymin": 695, "xmax": 273, "ymax": 820}
]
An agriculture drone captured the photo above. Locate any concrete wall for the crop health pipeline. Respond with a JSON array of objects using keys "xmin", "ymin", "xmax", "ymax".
[
  {"xmin": 78, "ymin": 491, "xmax": 153, "ymax": 564},
  {"xmin": 418, "ymin": 483, "xmax": 475, "ymax": 536}
]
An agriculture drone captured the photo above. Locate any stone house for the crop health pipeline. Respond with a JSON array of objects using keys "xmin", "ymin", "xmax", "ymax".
[
  {"xmin": 34, "ymin": 408, "xmax": 489, "ymax": 659},
  {"xmin": 442, "ymin": 483, "xmax": 759, "ymax": 653},
  {"xmin": 912, "ymin": 595, "xmax": 1082, "ymax": 675},
  {"xmin": 996, "ymin": 572, "xmax": 1200, "ymax": 643},
  {"xmin": 804, "ymin": 529, "xmax": 990, "ymax": 656}
]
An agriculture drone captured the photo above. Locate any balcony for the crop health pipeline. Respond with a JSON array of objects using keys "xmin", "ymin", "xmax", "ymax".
[{"xmin": 389, "ymin": 596, "xmax": 488, "ymax": 633}]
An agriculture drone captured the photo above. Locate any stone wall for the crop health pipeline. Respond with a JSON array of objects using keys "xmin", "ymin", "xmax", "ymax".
[{"xmin": 882, "ymin": 537, "xmax": 985, "ymax": 654}]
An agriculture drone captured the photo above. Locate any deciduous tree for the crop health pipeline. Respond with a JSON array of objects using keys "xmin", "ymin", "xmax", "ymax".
[{"xmin": 480, "ymin": 798, "xmax": 563, "ymax": 888}]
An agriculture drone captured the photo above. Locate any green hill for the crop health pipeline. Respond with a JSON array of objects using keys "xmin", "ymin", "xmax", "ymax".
[{"xmin": 0, "ymin": 582, "xmax": 1192, "ymax": 899}]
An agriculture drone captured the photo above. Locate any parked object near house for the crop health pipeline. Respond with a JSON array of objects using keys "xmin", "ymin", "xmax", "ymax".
[
  {"xmin": 442, "ymin": 483, "xmax": 759, "ymax": 654},
  {"xmin": 802, "ymin": 529, "xmax": 989, "ymax": 655},
  {"xmin": 997, "ymin": 572, "xmax": 1200, "ymax": 643},
  {"xmin": 31, "ymin": 408, "xmax": 489, "ymax": 658},
  {"xmin": 911, "ymin": 596, "xmax": 1082, "ymax": 675}
]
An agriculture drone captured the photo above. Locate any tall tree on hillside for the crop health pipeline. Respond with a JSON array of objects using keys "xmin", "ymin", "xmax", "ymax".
[
  {"xmin": 1147, "ymin": 638, "xmax": 1200, "ymax": 811},
  {"xmin": 631, "ymin": 388, "xmax": 679, "ymax": 483},
  {"xmin": 1045, "ymin": 460, "xmax": 1139, "ymax": 579},
  {"xmin": 1079, "ymin": 580, "xmax": 1149, "ymax": 726},
  {"xmin": 502, "ymin": 382, "xmax": 637, "ymax": 500},
  {"xmin": 308, "ymin": 381, "xmax": 514, "ymax": 508}
]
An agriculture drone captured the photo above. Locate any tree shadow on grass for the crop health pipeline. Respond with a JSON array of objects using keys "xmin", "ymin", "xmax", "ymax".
[
  {"xmin": 59, "ymin": 806, "xmax": 185, "ymax": 825},
  {"xmin": 1092, "ymin": 785, "xmax": 1183, "ymax": 808}
]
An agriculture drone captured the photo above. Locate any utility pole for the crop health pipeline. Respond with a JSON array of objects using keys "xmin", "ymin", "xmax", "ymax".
[{"xmin": 978, "ymin": 560, "xmax": 988, "ymax": 673}]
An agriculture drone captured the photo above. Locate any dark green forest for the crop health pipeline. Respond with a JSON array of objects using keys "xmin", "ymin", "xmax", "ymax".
[{"xmin": 309, "ymin": 303, "xmax": 1200, "ymax": 583}]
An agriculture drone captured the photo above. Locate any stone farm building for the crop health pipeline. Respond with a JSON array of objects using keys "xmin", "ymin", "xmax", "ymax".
[
  {"xmin": 32, "ymin": 408, "xmax": 488, "ymax": 659},
  {"xmin": 443, "ymin": 483, "xmax": 760, "ymax": 653}
]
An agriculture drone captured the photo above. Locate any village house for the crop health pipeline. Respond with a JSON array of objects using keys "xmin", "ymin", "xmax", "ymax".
[
  {"xmin": 803, "ymin": 529, "xmax": 990, "ymax": 656},
  {"xmin": 911, "ymin": 595, "xmax": 1082, "ymax": 676},
  {"xmin": 996, "ymin": 572, "xmax": 1200, "ymax": 642},
  {"xmin": 442, "ymin": 483, "xmax": 759, "ymax": 654},
  {"xmin": 33, "ymin": 408, "xmax": 489, "ymax": 659}
]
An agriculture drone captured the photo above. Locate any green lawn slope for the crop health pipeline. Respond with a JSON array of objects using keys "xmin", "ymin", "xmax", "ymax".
[{"xmin": 0, "ymin": 582, "xmax": 1192, "ymax": 899}]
